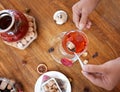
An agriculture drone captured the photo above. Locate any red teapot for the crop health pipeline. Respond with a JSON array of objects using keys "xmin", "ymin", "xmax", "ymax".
[{"xmin": 0, "ymin": 9, "xmax": 28, "ymax": 42}]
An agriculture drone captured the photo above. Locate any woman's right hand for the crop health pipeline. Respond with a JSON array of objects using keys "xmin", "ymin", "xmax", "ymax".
[{"xmin": 82, "ymin": 57, "xmax": 120, "ymax": 90}]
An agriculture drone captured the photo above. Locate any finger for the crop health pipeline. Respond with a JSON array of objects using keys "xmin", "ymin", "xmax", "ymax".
[
  {"xmin": 88, "ymin": 20, "xmax": 92, "ymax": 26},
  {"xmin": 78, "ymin": 11, "xmax": 88, "ymax": 30},
  {"xmin": 86, "ymin": 20, "xmax": 92, "ymax": 29},
  {"xmin": 82, "ymin": 71, "xmax": 96, "ymax": 81},
  {"xmin": 81, "ymin": 71, "xmax": 105, "ymax": 88},
  {"xmin": 72, "ymin": 2, "xmax": 81, "ymax": 28},
  {"xmin": 73, "ymin": 13, "xmax": 80, "ymax": 28},
  {"xmin": 82, "ymin": 64, "xmax": 104, "ymax": 73}
]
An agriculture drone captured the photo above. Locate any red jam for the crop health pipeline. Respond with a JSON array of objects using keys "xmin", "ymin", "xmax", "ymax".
[
  {"xmin": 0, "ymin": 10, "xmax": 28, "ymax": 42},
  {"xmin": 61, "ymin": 58, "xmax": 73, "ymax": 67}
]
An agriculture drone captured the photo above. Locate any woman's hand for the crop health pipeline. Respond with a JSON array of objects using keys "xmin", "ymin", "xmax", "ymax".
[
  {"xmin": 82, "ymin": 57, "xmax": 120, "ymax": 90},
  {"xmin": 72, "ymin": 0, "xmax": 99, "ymax": 30}
]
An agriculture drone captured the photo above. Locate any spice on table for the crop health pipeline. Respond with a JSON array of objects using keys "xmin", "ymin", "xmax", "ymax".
[
  {"xmin": 83, "ymin": 87, "xmax": 90, "ymax": 92},
  {"xmin": 68, "ymin": 77, "xmax": 72, "ymax": 83},
  {"xmin": 48, "ymin": 47, "xmax": 54, "ymax": 53},
  {"xmin": 25, "ymin": 8, "xmax": 31, "ymax": 13},
  {"xmin": 37, "ymin": 64, "xmax": 48, "ymax": 74},
  {"xmin": 22, "ymin": 60, "xmax": 27, "ymax": 66},
  {"xmin": 92, "ymin": 52, "xmax": 98, "ymax": 58}
]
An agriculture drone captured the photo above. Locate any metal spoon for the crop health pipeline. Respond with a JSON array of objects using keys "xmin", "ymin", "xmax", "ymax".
[
  {"xmin": 66, "ymin": 41, "xmax": 84, "ymax": 68},
  {"xmin": 74, "ymin": 52, "xmax": 84, "ymax": 68}
]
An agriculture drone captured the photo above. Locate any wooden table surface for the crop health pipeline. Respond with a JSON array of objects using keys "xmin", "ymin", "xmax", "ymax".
[{"xmin": 0, "ymin": 0, "xmax": 120, "ymax": 92}]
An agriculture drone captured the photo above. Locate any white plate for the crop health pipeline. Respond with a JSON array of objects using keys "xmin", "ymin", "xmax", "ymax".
[{"xmin": 34, "ymin": 71, "xmax": 71, "ymax": 92}]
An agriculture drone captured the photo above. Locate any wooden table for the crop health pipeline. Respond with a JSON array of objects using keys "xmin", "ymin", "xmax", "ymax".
[{"xmin": 0, "ymin": 0, "xmax": 120, "ymax": 92}]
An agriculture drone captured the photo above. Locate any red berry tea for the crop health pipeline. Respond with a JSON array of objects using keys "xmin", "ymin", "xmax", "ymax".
[{"xmin": 62, "ymin": 30, "xmax": 88, "ymax": 54}]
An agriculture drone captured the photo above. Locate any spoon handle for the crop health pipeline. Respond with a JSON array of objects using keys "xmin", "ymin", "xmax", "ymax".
[{"xmin": 74, "ymin": 53, "xmax": 84, "ymax": 68}]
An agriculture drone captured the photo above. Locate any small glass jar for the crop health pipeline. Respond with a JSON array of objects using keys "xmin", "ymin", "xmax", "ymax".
[{"xmin": 0, "ymin": 9, "xmax": 29, "ymax": 42}]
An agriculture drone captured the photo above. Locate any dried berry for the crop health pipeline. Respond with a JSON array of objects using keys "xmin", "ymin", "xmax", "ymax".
[
  {"xmin": 83, "ymin": 87, "xmax": 90, "ymax": 92},
  {"xmin": 22, "ymin": 60, "xmax": 27, "ymax": 66},
  {"xmin": 15, "ymin": 82, "xmax": 24, "ymax": 92},
  {"xmin": 48, "ymin": 47, "xmax": 54, "ymax": 53},
  {"xmin": 61, "ymin": 58, "xmax": 73, "ymax": 67},
  {"xmin": 92, "ymin": 52, "xmax": 98, "ymax": 58},
  {"xmin": 68, "ymin": 77, "xmax": 72, "ymax": 82},
  {"xmin": 25, "ymin": 8, "xmax": 31, "ymax": 13}
]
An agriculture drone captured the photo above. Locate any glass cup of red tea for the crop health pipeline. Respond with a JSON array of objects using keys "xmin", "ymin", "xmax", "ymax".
[
  {"xmin": 60, "ymin": 30, "xmax": 88, "ymax": 66},
  {"xmin": 0, "ymin": 9, "xmax": 28, "ymax": 42},
  {"xmin": 50, "ymin": 30, "xmax": 88, "ymax": 66},
  {"xmin": 62, "ymin": 30, "xmax": 88, "ymax": 55}
]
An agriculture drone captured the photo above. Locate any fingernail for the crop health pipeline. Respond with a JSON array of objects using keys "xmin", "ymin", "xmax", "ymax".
[
  {"xmin": 86, "ymin": 24, "xmax": 91, "ymax": 29},
  {"xmin": 81, "ymin": 71, "xmax": 88, "ymax": 75},
  {"xmin": 75, "ymin": 24, "xmax": 79, "ymax": 29},
  {"xmin": 79, "ymin": 23, "xmax": 84, "ymax": 30},
  {"xmin": 81, "ymin": 71, "xmax": 84, "ymax": 74}
]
